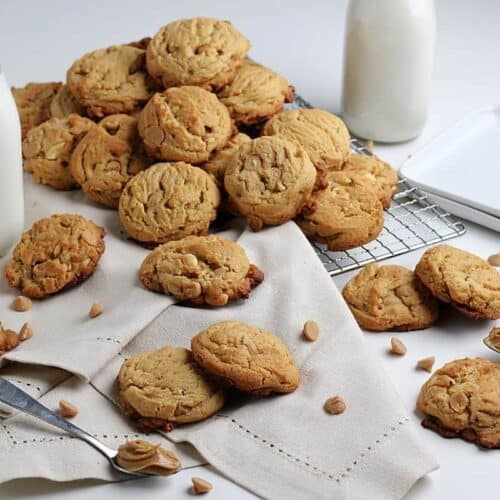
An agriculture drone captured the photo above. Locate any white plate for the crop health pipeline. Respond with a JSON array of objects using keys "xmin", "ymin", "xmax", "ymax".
[{"xmin": 400, "ymin": 107, "xmax": 500, "ymax": 220}]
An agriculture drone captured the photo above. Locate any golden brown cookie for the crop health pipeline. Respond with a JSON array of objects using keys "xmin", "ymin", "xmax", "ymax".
[
  {"xmin": 138, "ymin": 86, "xmax": 233, "ymax": 164},
  {"xmin": 224, "ymin": 136, "xmax": 316, "ymax": 230},
  {"xmin": 218, "ymin": 60, "xmax": 294, "ymax": 126},
  {"xmin": 117, "ymin": 346, "xmax": 226, "ymax": 431},
  {"xmin": 191, "ymin": 321, "xmax": 300, "ymax": 395},
  {"xmin": 415, "ymin": 245, "xmax": 500, "ymax": 320},
  {"xmin": 118, "ymin": 162, "xmax": 221, "ymax": 244},
  {"xmin": 146, "ymin": 17, "xmax": 250, "ymax": 90},
  {"xmin": 12, "ymin": 82, "xmax": 62, "ymax": 138},
  {"xmin": 22, "ymin": 114, "xmax": 94, "ymax": 190},
  {"xmin": 4, "ymin": 214, "xmax": 105, "ymax": 299},
  {"xmin": 139, "ymin": 235, "xmax": 264, "ymax": 306},
  {"xmin": 342, "ymin": 153, "xmax": 398, "ymax": 208},
  {"xmin": 296, "ymin": 171, "xmax": 384, "ymax": 251},
  {"xmin": 417, "ymin": 358, "xmax": 500, "ymax": 449},
  {"xmin": 49, "ymin": 84, "xmax": 86, "ymax": 119},
  {"xmin": 342, "ymin": 263, "xmax": 440, "ymax": 331},
  {"xmin": 262, "ymin": 108, "xmax": 350, "ymax": 174},
  {"xmin": 70, "ymin": 114, "xmax": 152, "ymax": 208},
  {"xmin": 67, "ymin": 44, "xmax": 156, "ymax": 118}
]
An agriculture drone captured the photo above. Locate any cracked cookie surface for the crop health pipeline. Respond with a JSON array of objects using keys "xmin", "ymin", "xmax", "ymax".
[
  {"xmin": 140, "ymin": 235, "xmax": 264, "ymax": 306},
  {"xmin": 146, "ymin": 17, "xmax": 250, "ymax": 90},
  {"xmin": 67, "ymin": 44, "xmax": 156, "ymax": 118},
  {"xmin": 224, "ymin": 136, "xmax": 316, "ymax": 230},
  {"xmin": 417, "ymin": 358, "xmax": 500, "ymax": 449},
  {"xmin": 71, "ymin": 114, "xmax": 152, "ymax": 208},
  {"xmin": 191, "ymin": 321, "xmax": 300, "ymax": 395},
  {"xmin": 342, "ymin": 263, "xmax": 439, "ymax": 331},
  {"xmin": 50, "ymin": 84, "xmax": 86, "ymax": 119},
  {"xmin": 415, "ymin": 245, "xmax": 500, "ymax": 320},
  {"xmin": 118, "ymin": 162, "xmax": 221, "ymax": 244},
  {"xmin": 117, "ymin": 346, "xmax": 226, "ymax": 431},
  {"xmin": 138, "ymin": 86, "xmax": 233, "ymax": 164},
  {"xmin": 4, "ymin": 214, "xmax": 105, "ymax": 298},
  {"xmin": 218, "ymin": 60, "xmax": 294, "ymax": 125},
  {"xmin": 296, "ymin": 171, "xmax": 384, "ymax": 251},
  {"xmin": 22, "ymin": 114, "xmax": 94, "ymax": 190}
]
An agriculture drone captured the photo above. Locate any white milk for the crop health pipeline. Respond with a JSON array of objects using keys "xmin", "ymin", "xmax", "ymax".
[
  {"xmin": 341, "ymin": 0, "xmax": 436, "ymax": 142},
  {"xmin": 0, "ymin": 69, "xmax": 24, "ymax": 256}
]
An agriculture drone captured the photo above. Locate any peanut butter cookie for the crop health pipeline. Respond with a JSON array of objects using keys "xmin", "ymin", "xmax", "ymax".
[
  {"xmin": 118, "ymin": 162, "xmax": 220, "ymax": 244},
  {"xmin": 70, "ymin": 114, "xmax": 152, "ymax": 208},
  {"xmin": 117, "ymin": 346, "xmax": 226, "ymax": 431},
  {"xmin": 342, "ymin": 153, "xmax": 398, "ymax": 208},
  {"xmin": 138, "ymin": 86, "xmax": 233, "ymax": 164},
  {"xmin": 4, "ymin": 214, "xmax": 105, "ymax": 299},
  {"xmin": 191, "ymin": 321, "xmax": 300, "ymax": 395},
  {"xmin": 218, "ymin": 60, "xmax": 294, "ymax": 125},
  {"xmin": 262, "ymin": 108, "xmax": 350, "ymax": 173},
  {"xmin": 139, "ymin": 235, "xmax": 264, "ymax": 306},
  {"xmin": 50, "ymin": 84, "xmax": 86, "ymax": 119},
  {"xmin": 342, "ymin": 263, "xmax": 440, "ymax": 331},
  {"xmin": 12, "ymin": 82, "xmax": 62, "ymax": 138},
  {"xmin": 224, "ymin": 136, "xmax": 316, "ymax": 230},
  {"xmin": 296, "ymin": 171, "xmax": 384, "ymax": 251},
  {"xmin": 417, "ymin": 358, "xmax": 500, "ymax": 449},
  {"xmin": 22, "ymin": 114, "xmax": 94, "ymax": 190},
  {"xmin": 146, "ymin": 17, "xmax": 250, "ymax": 90},
  {"xmin": 415, "ymin": 245, "xmax": 500, "ymax": 320},
  {"xmin": 67, "ymin": 44, "xmax": 156, "ymax": 118}
]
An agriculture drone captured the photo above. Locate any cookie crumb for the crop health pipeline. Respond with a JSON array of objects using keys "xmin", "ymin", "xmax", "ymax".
[
  {"xmin": 247, "ymin": 215, "xmax": 263, "ymax": 232},
  {"xmin": 487, "ymin": 253, "xmax": 500, "ymax": 266},
  {"xmin": 59, "ymin": 399, "xmax": 78, "ymax": 418},
  {"xmin": 88, "ymin": 300, "xmax": 103, "ymax": 318},
  {"xmin": 0, "ymin": 323, "xmax": 20, "ymax": 355},
  {"xmin": 417, "ymin": 356, "xmax": 435, "ymax": 372},
  {"xmin": 11, "ymin": 295, "xmax": 32, "ymax": 312},
  {"xmin": 192, "ymin": 477, "xmax": 212, "ymax": 494},
  {"xmin": 324, "ymin": 395, "xmax": 347, "ymax": 415},
  {"xmin": 390, "ymin": 337, "xmax": 406, "ymax": 355},
  {"xmin": 364, "ymin": 139, "xmax": 374, "ymax": 151},
  {"xmin": 302, "ymin": 320, "xmax": 319, "ymax": 341},
  {"xmin": 19, "ymin": 322, "xmax": 33, "ymax": 341}
]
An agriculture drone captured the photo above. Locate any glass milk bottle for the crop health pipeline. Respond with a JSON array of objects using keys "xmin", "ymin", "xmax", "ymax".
[
  {"xmin": 0, "ymin": 69, "xmax": 24, "ymax": 256},
  {"xmin": 341, "ymin": 0, "xmax": 436, "ymax": 142}
]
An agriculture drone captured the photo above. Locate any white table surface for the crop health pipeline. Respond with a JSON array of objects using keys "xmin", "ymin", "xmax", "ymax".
[{"xmin": 0, "ymin": 1, "xmax": 499, "ymax": 498}]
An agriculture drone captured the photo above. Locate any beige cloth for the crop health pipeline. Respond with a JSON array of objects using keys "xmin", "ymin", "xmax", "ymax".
[{"xmin": 0, "ymin": 178, "xmax": 438, "ymax": 499}]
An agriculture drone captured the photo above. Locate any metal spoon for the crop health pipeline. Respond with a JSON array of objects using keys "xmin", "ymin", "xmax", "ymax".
[{"xmin": 0, "ymin": 377, "xmax": 150, "ymax": 478}]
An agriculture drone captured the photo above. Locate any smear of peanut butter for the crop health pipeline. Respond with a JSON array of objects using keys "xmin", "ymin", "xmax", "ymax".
[{"xmin": 486, "ymin": 327, "xmax": 500, "ymax": 350}]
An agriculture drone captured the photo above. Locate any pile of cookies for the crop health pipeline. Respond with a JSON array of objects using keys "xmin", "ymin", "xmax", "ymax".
[{"xmin": 13, "ymin": 16, "xmax": 398, "ymax": 251}]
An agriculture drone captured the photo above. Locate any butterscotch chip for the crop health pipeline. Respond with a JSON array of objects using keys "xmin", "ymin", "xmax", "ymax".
[
  {"xmin": 11, "ymin": 295, "xmax": 32, "ymax": 312},
  {"xmin": 19, "ymin": 322, "xmax": 33, "ymax": 341},
  {"xmin": 488, "ymin": 253, "xmax": 500, "ymax": 266},
  {"xmin": 59, "ymin": 399, "xmax": 78, "ymax": 418},
  {"xmin": 302, "ymin": 320, "xmax": 319, "ymax": 342},
  {"xmin": 88, "ymin": 301, "xmax": 103, "ymax": 318},
  {"xmin": 50, "ymin": 85, "xmax": 86, "ymax": 119},
  {"xmin": 0, "ymin": 323, "xmax": 20, "ymax": 355},
  {"xmin": 390, "ymin": 337, "xmax": 407, "ymax": 355},
  {"xmin": 324, "ymin": 395, "xmax": 347, "ymax": 415},
  {"xmin": 417, "ymin": 356, "xmax": 435, "ymax": 373},
  {"xmin": 192, "ymin": 477, "xmax": 213, "ymax": 494}
]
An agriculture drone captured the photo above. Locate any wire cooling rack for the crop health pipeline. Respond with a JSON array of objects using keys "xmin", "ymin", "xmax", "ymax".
[{"xmin": 288, "ymin": 95, "xmax": 467, "ymax": 276}]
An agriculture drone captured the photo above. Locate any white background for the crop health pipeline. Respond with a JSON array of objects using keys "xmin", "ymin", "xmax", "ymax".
[{"xmin": 0, "ymin": 1, "xmax": 499, "ymax": 499}]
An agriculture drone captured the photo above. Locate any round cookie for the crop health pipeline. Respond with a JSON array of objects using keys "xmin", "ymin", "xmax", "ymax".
[
  {"xmin": 50, "ymin": 84, "xmax": 86, "ymax": 119},
  {"xmin": 118, "ymin": 162, "xmax": 221, "ymax": 244},
  {"xmin": 4, "ymin": 214, "xmax": 105, "ymax": 299},
  {"xmin": 137, "ymin": 86, "xmax": 233, "ymax": 164},
  {"xmin": 415, "ymin": 245, "xmax": 500, "ymax": 320},
  {"xmin": 191, "ymin": 321, "xmax": 300, "ymax": 395},
  {"xmin": 12, "ymin": 82, "xmax": 62, "ymax": 138},
  {"xmin": 218, "ymin": 61, "xmax": 294, "ymax": 125},
  {"xmin": 224, "ymin": 136, "xmax": 316, "ymax": 231},
  {"xmin": 262, "ymin": 108, "xmax": 351, "ymax": 173},
  {"xmin": 139, "ymin": 235, "xmax": 264, "ymax": 306},
  {"xmin": 296, "ymin": 171, "xmax": 384, "ymax": 251},
  {"xmin": 342, "ymin": 263, "xmax": 440, "ymax": 331},
  {"xmin": 22, "ymin": 114, "xmax": 94, "ymax": 190},
  {"xmin": 70, "ymin": 114, "xmax": 152, "ymax": 208},
  {"xmin": 342, "ymin": 153, "xmax": 398, "ymax": 208},
  {"xmin": 417, "ymin": 358, "xmax": 500, "ymax": 449},
  {"xmin": 146, "ymin": 17, "xmax": 250, "ymax": 90},
  {"xmin": 67, "ymin": 44, "xmax": 156, "ymax": 118},
  {"xmin": 117, "ymin": 346, "xmax": 226, "ymax": 431}
]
